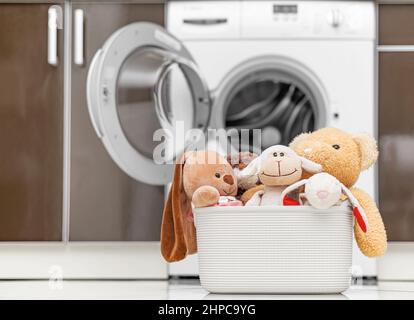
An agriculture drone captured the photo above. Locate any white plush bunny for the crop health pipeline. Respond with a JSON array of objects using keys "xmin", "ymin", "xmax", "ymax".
[
  {"xmin": 240, "ymin": 145, "xmax": 322, "ymax": 206},
  {"xmin": 280, "ymin": 172, "xmax": 369, "ymax": 233}
]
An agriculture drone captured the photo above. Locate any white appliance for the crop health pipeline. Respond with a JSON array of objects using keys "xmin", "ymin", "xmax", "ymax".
[
  {"xmin": 86, "ymin": 1, "xmax": 376, "ymax": 278},
  {"xmin": 166, "ymin": 0, "xmax": 376, "ymax": 277}
]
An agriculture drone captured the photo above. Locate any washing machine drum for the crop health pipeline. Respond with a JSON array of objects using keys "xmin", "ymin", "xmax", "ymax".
[
  {"xmin": 87, "ymin": 22, "xmax": 211, "ymax": 185},
  {"xmin": 211, "ymin": 57, "xmax": 327, "ymax": 151}
]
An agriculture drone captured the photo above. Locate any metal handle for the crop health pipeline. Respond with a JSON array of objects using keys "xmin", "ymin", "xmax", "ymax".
[
  {"xmin": 86, "ymin": 49, "xmax": 104, "ymax": 138},
  {"xmin": 154, "ymin": 61, "xmax": 177, "ymax": 137},
  {"xmin": 48, "ymin": 5, "xmax": 63, "ymax": 66},
  {"xmin": 74, "ymin": 9, "xmax": 84, "ymax": 66},
  {"xmin": 153, "ymin": 53, "xmax": 203, "ymax": 132}
]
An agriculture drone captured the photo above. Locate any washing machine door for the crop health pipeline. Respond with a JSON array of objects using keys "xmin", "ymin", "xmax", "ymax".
[{"xmin": 87, "ymin": 22, "xmax": 211, "ymax": 185}]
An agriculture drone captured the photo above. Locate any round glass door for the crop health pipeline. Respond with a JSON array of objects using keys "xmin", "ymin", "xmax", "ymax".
[
  {"xmin": 87, "ymin": 22, "xmax": 210, "ymax": 185},
  {"xmin": 210, "ymin": 56, "xmax": 328, "ymax": 152}
]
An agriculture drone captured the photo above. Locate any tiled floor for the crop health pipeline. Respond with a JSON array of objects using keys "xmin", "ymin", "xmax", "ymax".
[{"xmin": 0, "ymin": 279, "xmax": 413, "ymax": 299}]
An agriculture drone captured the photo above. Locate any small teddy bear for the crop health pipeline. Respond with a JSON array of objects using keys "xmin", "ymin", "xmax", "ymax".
[{"xmin": 289, "ymin": 127, "xmax": 387, "ymax": 257}]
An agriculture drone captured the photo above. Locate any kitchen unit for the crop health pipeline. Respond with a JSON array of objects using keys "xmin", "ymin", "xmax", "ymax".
[
  {"xmin": 0, "ymin": 0, "xmax": 167, "ymax": 279},
  {"xmin": 69, "ymin": 4, "xmax": 165, "ymax": 241},
  {"xmin": 0, "ymin": 3, "xmax": 64, "ymax": 241}
]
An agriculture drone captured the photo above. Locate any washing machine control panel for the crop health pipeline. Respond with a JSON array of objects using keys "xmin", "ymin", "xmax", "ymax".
[
  {"xmin": 168, "ymin": 1, "xmax": 375, "ymax": 40},
  {"xmin": 242, "ymin": 1, "xmax": 375, "ymax": 39}
]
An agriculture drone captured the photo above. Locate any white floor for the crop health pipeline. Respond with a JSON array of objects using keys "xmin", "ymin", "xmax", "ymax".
[{"xmin": 0, "ymin": 280, "xmax": 413, "ymax": 299}]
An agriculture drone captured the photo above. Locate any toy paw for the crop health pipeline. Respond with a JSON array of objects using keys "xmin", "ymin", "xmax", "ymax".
[
  {"xmin": 192, "ymin": 186, "xmax": 220, "ymax": 208},
  {"xmin": 351, "ymin": 187, "xmax": 387, "ymax": 257},
  {"xmin": 240, "ymin": 185, "xmax": 265, "ymax": 204},
  {"xmin": 245, "ymin": 189, "xmax": 265, "ymax": 206}
]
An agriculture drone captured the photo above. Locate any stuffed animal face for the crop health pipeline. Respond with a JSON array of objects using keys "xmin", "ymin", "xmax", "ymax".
[
  {"xmin": 240, "ymin": 145, "xmax": 322, "ymax": 187},
  {"xmin": 182, "ymin": 151, "xmax": 237, "ymax": 199},
  {"xmin": 304, "ymin": 172, "xmax": 342, "ymax": 209},
  {"xmin": 259, "ymin": 148, "xmax": 303, "ymax": 186},
  {"xmin": 290, "ymin": 127, "xmax": 378, "ymax": 188}
]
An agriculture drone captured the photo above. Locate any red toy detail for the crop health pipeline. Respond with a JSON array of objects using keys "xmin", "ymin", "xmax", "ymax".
[
  {"xmin": 353, "ymin": 207, "xmax": 367, "ymax": 233},
  {"xmin": 283, "ymin": 196, "xmax": 300, "ymax": 206}
]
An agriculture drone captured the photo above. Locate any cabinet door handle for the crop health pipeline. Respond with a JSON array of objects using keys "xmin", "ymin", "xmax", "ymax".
[
  {"xmin": 74, "ymin": 9, "xmax": 84, "ymax": 66},
  {"xmin": 48, "ymin": 5, "xmax": 63, "ymax": 66}
]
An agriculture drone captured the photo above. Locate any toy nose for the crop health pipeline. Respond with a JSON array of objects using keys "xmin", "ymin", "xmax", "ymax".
[
  {"xmin": 223, "ymin": 175, "xmax": 234, "ymax": 186},
  {"xmin": 317, "ymin": 190, "xmax": 329, "ymax": 199}
]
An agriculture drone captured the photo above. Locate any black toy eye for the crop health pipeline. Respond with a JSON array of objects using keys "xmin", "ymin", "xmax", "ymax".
[
  {"xmin": 273, "ymin": 152, "xmax": 278, "ymax": 157},
  {"xmin": 332, "ymin": 144, "xmax": 340, "ymax": 150},
  {"xmin": 215, "ymin": 173, "xmax": 221, "ymax": 178},
  {"xmin": 280, "ymin": 152, "xmax": 284, "ymax": 157}
]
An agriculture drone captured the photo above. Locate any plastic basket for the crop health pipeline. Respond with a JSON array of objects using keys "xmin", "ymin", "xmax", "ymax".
[{"xmin": 193, "ymin": 206, "xmax": 353, "ymax": 294}]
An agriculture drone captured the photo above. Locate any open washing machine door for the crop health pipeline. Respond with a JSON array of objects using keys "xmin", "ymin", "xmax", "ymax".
[{"xmin": 87, "ymin": 22, "xmax": 211, "ymax": 185}]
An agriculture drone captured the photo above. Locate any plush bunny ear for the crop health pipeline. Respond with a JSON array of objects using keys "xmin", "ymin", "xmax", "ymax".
[
  {"xmin": 300, "ymin": 156, "xmax": 322, "ymax": 174},
  {"xmin": 160, "ymin": 153, "xmax": 197, "ymax": 262},
  {"xmin": 238, "ymin": 155, "xmax": 261, "ymax": 178},
  {"xmin": 353, "ymin": 133, "xmax": 379, "ymax": 171},
  {"xmin": 280, "ymin": 179, "xmax": 308, "ymax": 205},
  {"xmin": 340, "ymin": 183, "xmax": 369, "ymax": 233}
]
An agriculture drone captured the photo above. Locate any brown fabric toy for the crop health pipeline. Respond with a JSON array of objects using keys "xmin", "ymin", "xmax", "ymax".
[
  {"xmin": 227, "ymin": 152, "xmax": 260, "ymax": 201},
  {"xmin": 161, "ymin": 150, "xmax": 238, "ymax": 262}
]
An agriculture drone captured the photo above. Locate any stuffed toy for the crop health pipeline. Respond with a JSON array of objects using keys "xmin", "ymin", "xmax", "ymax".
[
  {"xmin": 280, "ymin": 172, "xmax": 369, "ymax": 233},
  {"xmin": 240, "ymin": 145, "xmax": 322, "ymax": 206},
  {"xmin": 160, "ymin": 150, "xmax": 240, "ymax": 262},
  {"xmin": 289, "ymin": 127, "xmax": 387, "ymax": 257},
  {"xmin": 227, "ymin": 151, "xmax": 264, "ymax": 203},
  {"xmin": 227, "ymin": 151, "xmax": 259, "ymax": 191}
]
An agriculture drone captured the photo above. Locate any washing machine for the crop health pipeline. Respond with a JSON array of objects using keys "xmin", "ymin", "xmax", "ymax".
[{"xmin": 87, "ymin": 1, "xmax": 376, "ymax": 277}]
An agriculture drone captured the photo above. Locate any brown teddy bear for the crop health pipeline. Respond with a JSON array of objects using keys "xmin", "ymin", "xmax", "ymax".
[
  {"xmin": 289, "ymin": 127, "xmax": 387, "ymax": 257},
  {"xmin": 160, "ymin": 150, "xmax": 238, "ymax": 262}
]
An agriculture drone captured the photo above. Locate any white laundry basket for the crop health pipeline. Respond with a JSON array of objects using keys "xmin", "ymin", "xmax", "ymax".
[{"xmin": 193, "ymin": 206, "xmax": 353, "ymax": 294}]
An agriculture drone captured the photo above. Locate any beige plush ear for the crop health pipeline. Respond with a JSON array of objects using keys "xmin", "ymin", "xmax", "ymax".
[
  {"xmin": 299, "ymin": 156, "xmax": 322, "ymax": 174},
  {"xmin": 353, "ymin": 133, "xmax": 379, "ymax": 171},
  {"xmin": 289, "ymin": 132, "xmax": 311, "ymax": 149},
  {"xmin": 238, "ymin": 156, "xmax": 261, "ymax": 178}
]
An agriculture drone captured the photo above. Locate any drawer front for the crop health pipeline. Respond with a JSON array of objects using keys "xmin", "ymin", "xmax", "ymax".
[
  {"xmin": 0, "ymin": 4, "xmax": 63, "ymax": 240},
  {"xmin": 70, "ymin": 3, "xmax": 165, "ymax": 241},
  {"xmin": 379, "ymin": 52, "xmax": 414, "ymax": 241},
  {"xmin": 379, "ymin": 4, "xmax": 414, "ymax": 45}
]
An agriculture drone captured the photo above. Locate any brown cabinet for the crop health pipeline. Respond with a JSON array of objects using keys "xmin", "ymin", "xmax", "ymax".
[
  {"xmin": 0, "ymin": 4, "xmax": 64, "ymax": 240},
  {"xmin": 379, "ymin": 4, "xmax": 414, "ymax": 45},
  {"xmin": 379, "ymin": 5, "xmax": 414, "ymax": 241},
  {"xmin": 69, "ymin": 3, "xmax": 165, "ymax": 241}
]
